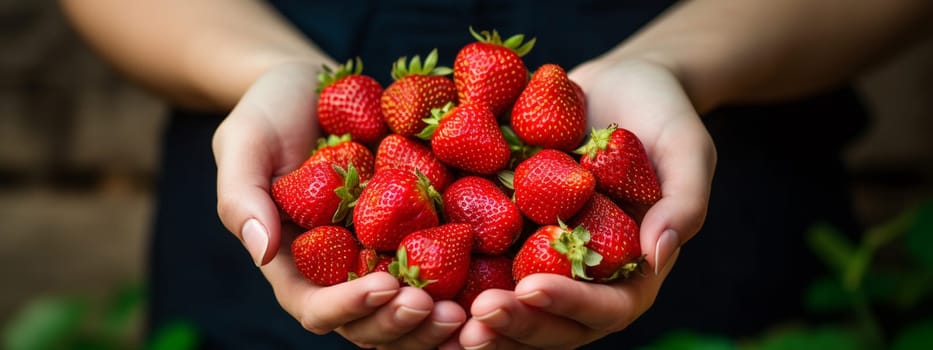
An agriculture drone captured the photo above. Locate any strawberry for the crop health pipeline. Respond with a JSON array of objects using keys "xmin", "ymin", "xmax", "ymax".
[
  {"xmin": 374, "ymin": 134, "xmax": 454, "ymax": 191},
  {"xmin": 292, "ymin": 226, "xmax": 360, "ymax": 286},
  {"xmin": 443, "ymin": 176, "xmax": 522, "ymax": 255},
  {"xmin": 355, "ymin": 248, "xmax": 396, "ymax": 278},
  {"xmin": 575, "ymin": 124, "xmax": 662, "ymax": 217},
  {"xmin": 510, "ymin": 64, "xmax": 587, "ymax": 152},
  {"xmin": 302, "ymin": 133, "xmax": 375, "ymax": 181},
  {"xmin": 511, "ymin": 222, "xmax": 602, "ymax": 282},
  {"xmin": 508, "ymin": 149, "xmax": 595, "ymax": 225},
  {"xmin": 456, "ymin": 256, "xmax": 515, "ymax": 313},
  {"xmin": 454, "ymin": 27, "xmax": 535, "ymax": 116},
  {"xmin": 353, "ymin": 168, "xmax": 442, "ymax": 251},
  {"xmin": 418, "ymin": 103, "xmax": 511, "ymax": 175},
  {"xmin": 381, "ymin": 49, "xmax": 458, "ymax": 136},
  {"xmin": 317, "ymin": 58, "xmax": 388, "ymax": 144},
  {"xmin": 272, "ymin": 162, "xmax": 361, "ymax": 229},
  {"xmin": 390, "ymin": 223, "xmax": 473, "ymax": 300},
  {"xmin": 570, "ymin": 193, "xmax": 644, "ymax": 282}
]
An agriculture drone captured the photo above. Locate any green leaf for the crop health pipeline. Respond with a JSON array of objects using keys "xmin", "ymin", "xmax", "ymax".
[
  {"xmin": 103, "ymin": 282, "xmax": 145, "ymax": 340},
  {"xmin": 2, "ymin": 296, "xmax": 86, "ymax": 350},
  {"xmin": 893, "ymin": 320, "xmax": 933, "ymax": 350},
  {"xmin": 756, "ymin": 326, "xmax": 864, "ymax": 350},
  {"xmin": 906, "ymin": 200, "xmax": 933, "ymax": 272},
  {"xmin": 640, "ymin": 329, "xmax": 735, "ymax": 350},
  {"xmin": 147, "ymin": 320, "xmax": 198, "ymax": 350},
  {"xmin": 805, "ymin": 277, "xmax": 852, "ymax": 313},
  {"xmin": 807, "ymin": 222, "xmax": 857, "ymax": 276}
]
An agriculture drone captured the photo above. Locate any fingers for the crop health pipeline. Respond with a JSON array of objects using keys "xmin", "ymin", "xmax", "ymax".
[
  {"xmin": 462, "ymin": 250, "xmax": 680, "ymax": 349},
  {"xmin": 212, "ymin": 63, "xmax": 321, "ymax": 265},
  {"xmin": 260, "ymin": 245, "xmax": 403, "ymax": 335},
  {"xmin": 382, "ymin": 300, "xmax": 467, "ymax": 350},
  {"xmin": 641, "ymin": 115, "xmax": 716, "ymax": 274},
  {"xmin": 335, "ymin": 286, "xmax": 434, "ymax": 346},
  {"xmin": 213, "ymin": 113, "xmax": 284, "ymax": 266}
]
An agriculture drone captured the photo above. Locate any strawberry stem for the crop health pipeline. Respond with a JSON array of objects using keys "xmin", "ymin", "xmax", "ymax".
[
  {"xmin": 391, "ymin": 49, "xmax": 453, "ymax": 80},
  {"xmin": 574, "ymin": 124, "xmax": 617, "ymax": 160},
  {"xmin": 390, "ymin": 247, "xmax": 436, "ymax": 289},
  {"xmin": 553, "ymin": 220, "xmax": 601, "ymax": 280},
  {"xmin": 317, "ymin": 57, "xmax": 364, "ymax": 92},
  {"xmin": 333, "ymin": 163, "xmax": 362, "ymax": 226},
  {"xmin": 468, "ymin": 27, "xmax": 536, "ymax": 57},
  {"xmin": 416, "ymin": 102, "xmax": 454, "ymax": 140}
]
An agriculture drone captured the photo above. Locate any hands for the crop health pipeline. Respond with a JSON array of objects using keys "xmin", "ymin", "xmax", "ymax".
[
  {"xmin": 212, "ymin": 56, "xmax": 715, "ymax": 349},
  {"xmin": 458, "ymin": 57, "xmax": 716, "ymax": 349},
  {"xmin": 212, "ymin": 62, "xmax": 465, "ymax": 349}
]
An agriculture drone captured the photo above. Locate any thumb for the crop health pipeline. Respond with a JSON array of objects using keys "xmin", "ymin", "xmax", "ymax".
[{"xmin": 212, "ymin": 110, "xmax": 284, "ymax": 266}]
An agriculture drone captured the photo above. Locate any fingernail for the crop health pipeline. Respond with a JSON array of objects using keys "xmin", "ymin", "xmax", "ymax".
[
  {"xmin": 364, "ymin": 290, "xmax": 398, "ymax": 307},
  {"xmin": 516, "ymin": 290, "xmax": 551, "ymax": 308},
  {"xmin": 241, "ymin": 219, "xmax": 269, "ymax": 266},
  {"xmin": 430, "ymin": 320, "xmax": 464, "ymax": 337},
  {"xmin": 475, "ymin": 308, "xmax": 510, "ymax": 329},
  {"xmin": 394, "ymin": 306, "xmax": 431, "ymax": 324},
  {"xmin": 464, "ymin": 341, "xmax": 495, "ymax": 350},
  {"xmin": 654, "ymin": 229, "xmax": 680, "ymax": 276}
]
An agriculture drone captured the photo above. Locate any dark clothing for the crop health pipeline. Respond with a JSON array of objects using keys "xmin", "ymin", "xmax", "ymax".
[{"xmin": 148, "ymin": 1, "xmax": 865, "ymax": 348}]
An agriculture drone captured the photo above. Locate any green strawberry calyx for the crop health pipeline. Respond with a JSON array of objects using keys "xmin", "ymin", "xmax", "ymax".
[
  {"xmin": 416, "ymin": 101, "xmax": 455, "ymax": 140},
  {"xmin": 414, "ymin": 169, "xmax": 444, "ymax": 215},
  {"xmin": 501, "ymin": 125, "xmax": 541, "ymax": 166},
  {"xmin": 389, "ymin": 246, "xmax": 436, "ymax": 289},
  {"xmin": 469, "ymin": 27, "xmax": 536, "ymax": 57},
  {"xmin": 391, "ymin": 48, "xmax": 453, "ymax": 81},
  {"xmin": 574, "ymin": 123, "xmax": 618, "ymax": 160},
  {"xmin": 332, "ymin": 163, "xmax": 362, "ymax": 226},
  {"xmin": 605, "ymin": 254, "xmax": 647, "ymax": 282},
  {"xmin": 315, "ymin": 133, "xmax": 352, "ymax": 151},
  {"xmin": 552, "ymin": 219, "xmax": 602, "ymax": 280},
  {"xmin": 317, "ymin": 57, "xmax": 364, "ymax": 92}
]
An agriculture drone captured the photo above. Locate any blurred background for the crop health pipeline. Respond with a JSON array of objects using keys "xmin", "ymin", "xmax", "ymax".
[{"xmin": 1, "ymin": 1, "xmax": 931, "ymax": 349}]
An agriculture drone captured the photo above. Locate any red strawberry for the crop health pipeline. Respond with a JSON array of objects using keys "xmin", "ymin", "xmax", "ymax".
[
  {"xmin": 302, "ymin": 134, "xmax": 376, "ymax": 181},
  {"xmin": 575, "ymin": 124, "xmax": 662, "ymax": 217},
  {"xmin": 381, "ymin": 49, "xmax": 458, "ymax": 136},
  {"xmin": 456, "ymin": 256, "xmax": 515, "ymax": 313},
  {"xmin": 511, "ymin": 222, "xmax": 602, "ymax": 282},
  {"xmin": 317, "ymin": 58, "xmax": 388, "ymax": 144},
  {"xmin": 375, "ymin": 134, "xmax": 454, "ymax": 191},
  {"xmin": 443, "ymin": 176, "xmax": 522, "ymax": 255},
  {"xmin": 454, "ymin": 28, "xmax": 535, "ymax": 116},
  {"xmin": 353, "ymin": 168, "xmax": 442, "ymax": 251},
  {"xmin": 355, "ymin": 248, "xmax": 396, "ymax": 278},
  {"xmin": 570, "ymin": 193, "xmax": 644, "ymax": 282},
  {"xmin": 510, "ymin": 64, "xmax": 587, "ymax": 152},
  {"xmin": 272, "ymin": 162, "xmax": 361, "ymax": 229},
  {"xmin": 292, "ymin": 226, "xmax": 360, "ymax": 286},
  {"xmin": 508, "ymin": 149, "xmax": 595, "ymax": 225},
  {"xmin": 419, "ymin": 103, "xmax": 511, "ymax": 175},
  {"xmin": 390, "ymin": 223, "xmax": 473, "ymax": 300}
]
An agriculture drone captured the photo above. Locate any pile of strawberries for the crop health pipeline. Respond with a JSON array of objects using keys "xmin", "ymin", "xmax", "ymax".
[{"xmin": 272, "ymin": 28, "xmax": 662, "ymax": 309}]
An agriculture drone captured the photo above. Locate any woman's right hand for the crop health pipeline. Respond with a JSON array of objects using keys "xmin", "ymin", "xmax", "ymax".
[{"xmin": 211, "ymin": 62, "xmax": 466, "ymax": 349}]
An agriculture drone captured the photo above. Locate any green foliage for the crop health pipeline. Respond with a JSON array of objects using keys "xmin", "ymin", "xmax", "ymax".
[
  {"xmin": 906, "ymin": 201, "xmax": 933, "ymax": 272},
  {"xmin": 892, "ymin": 320, "xmax": 933, "ymax": 350},
  {"xmin": 648, "ymin": 198, "xmax": 933, "ymax": 350},
  {"xmin": 147, "ymin": 321, "xmax": 198, "ymax": 350},
  {"xmin": 1, "ymin": 282, "xmax": 198, "ymax": 350},
  {"xmin": 640, "ymin": 330, "xmax": 735, "ymax": 350},
  {"xmin": 754, "ymin": 326, "xmax": 863, "ymax": 350},
  {"xmin": 2, "ymin": 297, "xmax": 86, "ymax": 350}
]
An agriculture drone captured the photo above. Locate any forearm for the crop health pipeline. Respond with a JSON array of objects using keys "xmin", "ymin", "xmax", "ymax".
[
  {"xmin": 60, "ymin": 0, "xmax": 333, "ymax": 111},
  {"xmin": 607, "ymin": 0, "xmax": 932, "ymax": 113}
]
